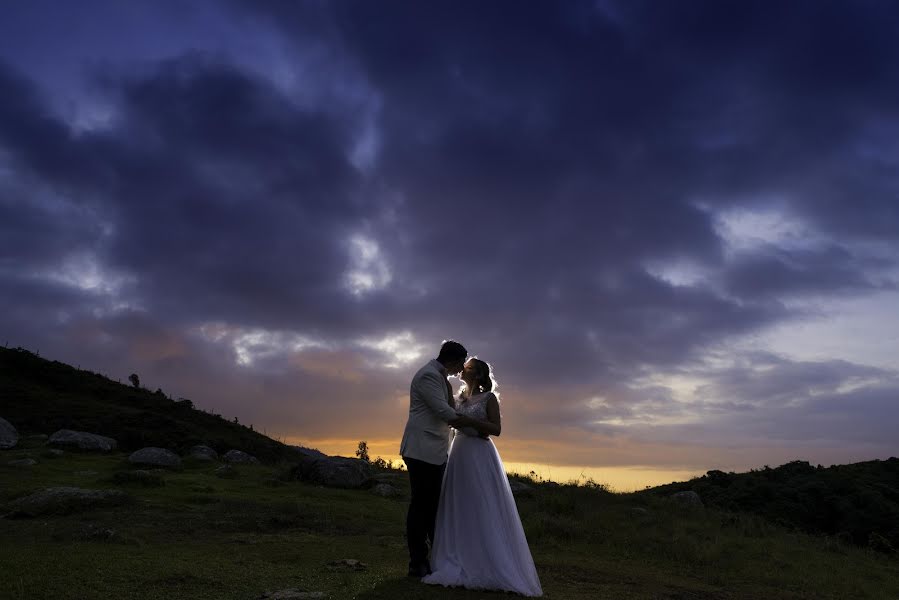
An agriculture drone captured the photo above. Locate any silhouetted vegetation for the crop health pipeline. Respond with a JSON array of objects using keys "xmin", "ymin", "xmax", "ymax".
[
  {"xmin": 3, "ymin": 345, "xmax": 897, "ymax": 563},
  {"xmin": 355, "ymin": 440, "xmax": 370, "ymax": 462},
  {"xmin": 642, "ymin": 459, "xmax": 899, "ymax": 553},
  {"xmin": 0, "ymin": 347, "xmax": 296, "ymax": 463}
]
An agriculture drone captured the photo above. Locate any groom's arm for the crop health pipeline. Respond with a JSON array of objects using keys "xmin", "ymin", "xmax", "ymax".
[
  {"xmin": 417, "ymin": 372, "xmax": 462, "ymax": 422},
  {"xmin": 417, "ymin": 373, "xmax": 478, "ymax": 428}
]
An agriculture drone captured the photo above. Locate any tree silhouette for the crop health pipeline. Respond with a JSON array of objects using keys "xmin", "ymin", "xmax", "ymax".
[
  {"xmin": 128, "ymin": 373, "xmax": 140, "ymax": 388},
  {"xmin": 355, "ymin": 440, "xmax": 370, "ymax": 462}
]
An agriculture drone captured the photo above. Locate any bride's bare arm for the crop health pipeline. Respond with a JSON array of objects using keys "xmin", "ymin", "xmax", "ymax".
[{"xmin": 470, "ymin": 393, "xmax": 502, "ymax": 437}]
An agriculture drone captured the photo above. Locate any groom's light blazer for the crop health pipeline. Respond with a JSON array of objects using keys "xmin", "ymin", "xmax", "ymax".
[{"xmin": 400, "ymin": 359, "xmax": 460, "ymax": 465}]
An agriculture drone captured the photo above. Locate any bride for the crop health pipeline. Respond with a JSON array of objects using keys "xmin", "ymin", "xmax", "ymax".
[{"xmin": 422, "ymin": 358, "xmax": 543, "ymax": 597}]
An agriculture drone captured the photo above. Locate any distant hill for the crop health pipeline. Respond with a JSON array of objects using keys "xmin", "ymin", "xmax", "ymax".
[
  {"xmin": 3, "ymin": 345, "xmax": 898, "ymax": 555},
  {"xmin": 0, "ymin": 346, "xmax": 300, "ymax": 463},
  {"xmin": 642, "ymin": 458, "xmax": 899, "ymax": 553}
]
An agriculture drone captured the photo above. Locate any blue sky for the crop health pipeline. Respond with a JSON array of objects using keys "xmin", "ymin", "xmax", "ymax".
[{"xmin": 1, "ymin": 0, "xmax": 897, "ymax": 480}]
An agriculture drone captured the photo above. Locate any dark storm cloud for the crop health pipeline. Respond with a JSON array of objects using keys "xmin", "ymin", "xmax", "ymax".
[
  {"xmin": 608, "ymin": 352, "xmax": 899, "ymax": 451},
  {"xmin": 2, "ymin": 0, "xmax": 899, "ymax": 464},
  {"xmin": 723, "ymin": 243, "xmax": 895, "ymax": 299}
]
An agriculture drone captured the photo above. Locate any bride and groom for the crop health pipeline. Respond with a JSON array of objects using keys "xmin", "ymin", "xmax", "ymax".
[{"xmin": 400, "ymin": 340, "xmax": 543, "ymax": 597}]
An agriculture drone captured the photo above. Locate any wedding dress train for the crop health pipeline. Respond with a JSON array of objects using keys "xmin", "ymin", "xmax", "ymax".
[{"xmin": 422, "ymin": 393, "xmax": 542, "ymax": 596}]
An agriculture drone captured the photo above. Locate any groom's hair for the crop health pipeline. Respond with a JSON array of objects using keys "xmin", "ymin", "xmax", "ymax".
[{"xmin": 437, "ymin": 340, "xmax": 467, "ymax": 363}]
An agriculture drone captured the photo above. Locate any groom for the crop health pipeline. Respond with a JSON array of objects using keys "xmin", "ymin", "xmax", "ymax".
[{"xmin": 401, "ymin": 340, "xmax": 477, "ymax": 578}]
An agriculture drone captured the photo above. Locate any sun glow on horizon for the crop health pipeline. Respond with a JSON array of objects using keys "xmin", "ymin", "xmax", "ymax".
[{"xmin": 288, "ymin": 437, "xmax": 705, "ymax": 492}]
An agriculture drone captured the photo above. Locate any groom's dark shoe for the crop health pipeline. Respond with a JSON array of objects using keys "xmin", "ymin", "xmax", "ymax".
[{"xmin": 407, "ymin": 561, "xmax": 431, "ymax": 578}]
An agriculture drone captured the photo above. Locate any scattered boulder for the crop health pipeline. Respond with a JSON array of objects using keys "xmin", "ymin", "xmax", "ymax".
[
  {"xmin": 259, "ymin": 591, "xmax": 325, "ymax": 599},
  {"xmin": 49, "ymin": 429, "xmax": 117, "ymax": 452},
  {"xmin": 223, "ymin": 450, "xmax": 260, "ymax": 465},
  {"xmin": 7, "ymin": 458, "xmax": 37, "ymax": 467},
  {"xmin": 4, "ymin": 487, "xmax": 130, "ymax": 517},
  {"xmin": 291, "ymin": 455, "xmax": 373, "ymax": 489},
  {"xmin": 369, "ymin": 472, "xmax": 405, "ymax": 485},
  {"xmin": 671, "ymin": 490, "xmax": 703, "ymax": 508},
  {"xmin": 187, "ymin": 445, "xmax": 218, "ymax": 462},
  {"xmin": 0, "ymin": 417, "xmax": 18, "ymax": 449},
  {"xmin": 112, "ymin": 470, "xmax": 165, "ymax": 487},
  {"xmin": 75, "ymin": 524, "xmax": 117, "ymax": 542},
  {"xmin": 128, "ymin": 447, "xmax": 181, "ymax": 469},
  {"xmin": 326, "ymin": 558, "xmax": 367, "ymax": 572},
  {"xmin": 508, "ymin": 480, "xmax": 536, "ymax": 497},
  {"xmin": 41, "ymin": 449, "xmax": 64, "ymax": 458},
  {"xmin": 370, "ymin": 483, "xmax": 400, "ymax": 498},
  {"xmin": 215, "ymin": 464, "xmax": 237, "ymax": 479},
  {"xmin": 290, "ymin": 445, "xmax": 327, "ymax": 460}
]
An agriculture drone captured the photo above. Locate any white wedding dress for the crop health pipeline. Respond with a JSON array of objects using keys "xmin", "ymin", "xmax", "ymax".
[{"xmin": 422, "ymin": 392, "xmax": 543, "ymax": 596}]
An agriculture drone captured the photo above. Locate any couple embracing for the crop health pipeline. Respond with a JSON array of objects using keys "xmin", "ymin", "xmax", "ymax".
[{"xmin": 400, "ymin": 340, "xmax": 543, "ymax": 597}]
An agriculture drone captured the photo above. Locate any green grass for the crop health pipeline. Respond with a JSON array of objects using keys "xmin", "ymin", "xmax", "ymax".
[{"xmin": 2, "ymin": 440, "xmax": 898, "ymax": 599}]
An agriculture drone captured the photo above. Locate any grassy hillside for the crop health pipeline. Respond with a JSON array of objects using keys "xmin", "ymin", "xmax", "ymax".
[
  {"xmin": 1, "ymin": 443, "xmax": 898, "ymax": 599},
  {"xmin": 0, "ymin": 347, "xmax": 296, "ymax": 462},
  {"xmin": 2, "ymin": 347, "xmax": 899, "ymax": 598},
  {"xmin": 642, "ymin": 459, "xmax": 899, "ymax": 553}
]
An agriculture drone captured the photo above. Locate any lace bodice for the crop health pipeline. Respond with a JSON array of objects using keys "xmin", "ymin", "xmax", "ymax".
[{"xmin": 455, "ymin": 392, "xmax": 489, "ymax": 433}]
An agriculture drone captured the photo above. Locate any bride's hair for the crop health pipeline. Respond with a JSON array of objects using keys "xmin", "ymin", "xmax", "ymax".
[{"xmin": 462, "ymin": 357, "xmax": 498, "ymax": 397}]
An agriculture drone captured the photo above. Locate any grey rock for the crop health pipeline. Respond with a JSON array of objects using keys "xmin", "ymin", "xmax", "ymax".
[
  {"xmin": 215, "ymin": 464, "xmax": 237, "ymax": 478},
  {"xmin": 75, "ymin": 524, "xmax": 116, "ymax": 541},
  {"xmin": 508, "ymin": 480, "xmax": 536, "ymax": 497},
  {"xmin": 42, "ymin": 449, "xmax": 64, "ymax": 458},
  {"xmin": 48, "ymin": 429, "xmax": 117, "ymax": 452},
  {"xmin": 290, "ymin": 445, "xmax": 327, "ymax": 460},
  {"xmin": 7, "ymin": 458, "xmax": 37, "ymax": 467},
  {"xmin": 0, "ymin": 417, "xmax": 18, "ymax": 449},
  {"xmin": 291, "ymin": 455, "xmax": 373, "ymax": 489},
  {"xmin": 370, "ymin": 483, "xmax": 400, "ymax": 498},
  {"xmin": 259, "ymin": 590, "xmax": 325, "ymax": 599},
  {"xmin": 5, "ymin": 487, "xmax": 130, "ymax": 517},
  {"xmin": 671, "ymin": 490, "xmax": 703, "ymax": 507},
  {"xmin": 187, "ymin": 445, "xmax": 218, "ymax": 461},
  {"xmin": 223, "ymin": 449, "xmax": 260, "ymax": 465},
  {"xmin": 128, "ymin": 447, "xmax": 181, "ymax": 469},
  {"xmin": 326, "ymin": 558, "xmax": 367, "ymax": 571},
  {"xmin": 369, "ymin": 472, "xmax": 405, "ymax": 485}
]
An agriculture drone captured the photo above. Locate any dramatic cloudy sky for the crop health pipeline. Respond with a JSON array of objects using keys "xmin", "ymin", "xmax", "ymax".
[{"xmin": 2, "ymin": 1, "xmax": 897, "ymax": 486}]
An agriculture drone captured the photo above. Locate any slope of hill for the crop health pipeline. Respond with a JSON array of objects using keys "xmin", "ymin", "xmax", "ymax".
[
  {"xmin": 0, "ymin": 346, "xmax": 296, "ymax": 462},
  {"xmin": 642, "ymin": 459, "xmax": 899, "ymax": 553},
  {"xmin": 3, "ymin": 345, "xmax": 898, "ymax": 555}
]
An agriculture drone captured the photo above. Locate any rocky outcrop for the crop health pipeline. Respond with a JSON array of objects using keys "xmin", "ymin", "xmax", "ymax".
[
  {"xmin": 671, "ymin": 490, "xmax": 703, "ymax": 507},
  {"xmin": 0, "ymin": 417, "xmax": 18, "ymax": 449},
  {"xmin": 370, "ymin": 483, "xmax": 400, "ymax": 497},
  {"xmin": 291, "ymin": 445, "xmax": 327, "ymax": 460},
  {"xmin": 215, "ymin": 464, "xmax": 237, "ymax": 478},
  {"xmin": 259, "ymin": 591, "xmax": 325, "ymax": 599},
  {"xmin": 508, "ymin": 480, "xmax": 536, "ymax": 497},
  {"xmin": 291, "ymin": 455, "xmax": 373, "ymax": 489},
  {"xmin": 128, "ymin": 447, "xmax": 181, "ymax": 469},
  {"xmin": 187, "ymin": 445, "xmax": 218, "ymax": 461},
  {"xmin": 48, "ymin": 429, "xmax": 117, "ymax": 452},
  {"xmin": 223, "ymin": 449, "xmax": 260, "ymax": 465},
  {"xmin": 4, "ymin": 487, "xmax": 130, "ymax": 517}
]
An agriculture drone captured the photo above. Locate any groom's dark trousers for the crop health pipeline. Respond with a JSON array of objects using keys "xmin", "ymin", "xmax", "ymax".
[{"xmin": 404, "ymin": 456, "xmax": 446, "ymax": 569}]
